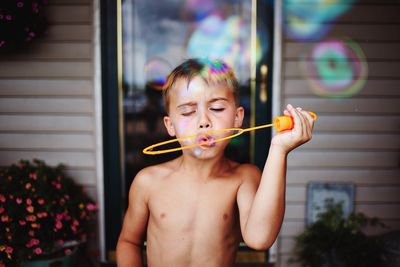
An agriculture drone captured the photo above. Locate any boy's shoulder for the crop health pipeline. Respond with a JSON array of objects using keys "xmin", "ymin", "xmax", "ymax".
[
  {"xmin": 132, "ymin": 158, "xmax": 178, "ymax": 185},
  {"xmin": 231, "ymin": 161, "xmax": 261, "ymax": 182}
]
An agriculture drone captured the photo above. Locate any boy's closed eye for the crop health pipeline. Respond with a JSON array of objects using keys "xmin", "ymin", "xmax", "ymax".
[
  {"xmin": 181, "ymin": 110, "xmax": 195, "ymax": 116},
  {"xmin": 209, "ymin": 107, "xmax": 225, "ymax": 112}
]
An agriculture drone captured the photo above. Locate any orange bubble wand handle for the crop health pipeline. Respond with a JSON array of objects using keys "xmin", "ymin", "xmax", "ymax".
[
  {"xmin": 272, "ymin": 111, "xmax": 317, "ymax": 132},
  {"xmin": 142, "ymin": 112, "xmax": 317, "ymax": 155}
]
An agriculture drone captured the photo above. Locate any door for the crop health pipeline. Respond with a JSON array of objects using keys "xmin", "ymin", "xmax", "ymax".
[{"xmin": 101, "ymin": 0, "xmax": 274, "ymax": 262}]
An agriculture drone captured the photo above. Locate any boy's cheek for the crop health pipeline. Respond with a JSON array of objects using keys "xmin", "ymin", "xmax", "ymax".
[{"xmin": 175, "ymin": 119, "xmax": 196, "ymax": 137}]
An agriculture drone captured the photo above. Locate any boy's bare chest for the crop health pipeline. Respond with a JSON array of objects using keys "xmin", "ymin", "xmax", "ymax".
[{"xmin": 148, "ymin": 178, "xmax": 240, "ymax": 234}]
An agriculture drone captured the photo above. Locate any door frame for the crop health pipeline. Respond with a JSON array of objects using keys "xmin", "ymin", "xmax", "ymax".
[{"xmin": 99, "ymin": 0, "xmax": 278, "ymax": 262}]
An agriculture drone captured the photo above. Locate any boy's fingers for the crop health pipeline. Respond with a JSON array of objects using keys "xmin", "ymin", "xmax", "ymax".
[
  {"xmin": 283, "ymin": 109, "xmax": 290, "ymax": 116},
  {"xmin": 287, "ymin": 104, "xmax": 303, "ymax": 135},
  {"xmin": 295, "ymin": 107, "xmax": 307, "ymax": 135}
]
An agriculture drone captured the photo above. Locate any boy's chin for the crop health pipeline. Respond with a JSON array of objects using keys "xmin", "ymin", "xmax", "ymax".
[{"xmin": 189, "ymin": 146, "xmax": 223, "ymax": 159}]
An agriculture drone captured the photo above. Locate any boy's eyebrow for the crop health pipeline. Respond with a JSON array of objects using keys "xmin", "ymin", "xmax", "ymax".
[
  {"xmin": 176, "ymin": 102, "xmax": 197, "ymax": 109},
  {"xmin": 208, "ymin": 97, "xmax": 229, "ymax": 104},
  {"xmin": 176, "ymin": 98, "xmax": 229, "ymax": 109}
]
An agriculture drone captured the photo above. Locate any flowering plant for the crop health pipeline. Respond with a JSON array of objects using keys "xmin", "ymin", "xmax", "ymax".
[
  {"xmin": 0, "ymin": 0, "xmax": 48, "ymax": 52},
  {"xmin": 0, "ymin": 159, "xmax": 97, "ymax": 266}
]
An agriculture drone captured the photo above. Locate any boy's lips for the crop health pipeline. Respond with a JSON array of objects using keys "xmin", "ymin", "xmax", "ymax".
[{"xmin": 197, "ymin": 134, "xmax": 216, "ymax": 148}]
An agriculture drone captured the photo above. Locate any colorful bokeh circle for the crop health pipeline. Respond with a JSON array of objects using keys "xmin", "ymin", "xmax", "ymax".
[{"xmin": 304, "ymin": 39, "xmax": 368, "ymax": 98}]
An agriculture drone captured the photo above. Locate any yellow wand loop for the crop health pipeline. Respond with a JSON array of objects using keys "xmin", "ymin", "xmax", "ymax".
[{"xmin": 142, "ymin": 112, "xmax": 317, "ymax": 155}]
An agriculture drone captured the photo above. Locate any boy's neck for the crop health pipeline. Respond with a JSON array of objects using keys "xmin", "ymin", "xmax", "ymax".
[{"xmin": 177, "ymin": 152, "xmax": 231, "ymax": 180}]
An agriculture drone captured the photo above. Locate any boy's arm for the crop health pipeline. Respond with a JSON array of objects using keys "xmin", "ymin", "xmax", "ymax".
[
  {"xmin": 116, "ymin": 170, "xmax": 150, "ymax": 267},
  {"xmin": 237, "ymin": 104, "xmax": 314, "ymax": 250}
]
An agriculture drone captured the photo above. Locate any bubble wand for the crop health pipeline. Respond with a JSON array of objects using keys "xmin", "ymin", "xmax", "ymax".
[{"xmin": 143, "ymin": 112, "xmax": 317, "ymax": 155}]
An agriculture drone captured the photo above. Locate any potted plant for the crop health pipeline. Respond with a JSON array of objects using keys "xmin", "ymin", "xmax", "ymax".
[
  {"xmin": 0, "ymin": 0, "xmax": 48, "ymax": 52},
  {"xmin": 0, "ymin": 159, "xmax": 97, "ymax": 266},
  {"xmin": 290, "ymin": 199, "xmax": 386, "ymax": 267}
]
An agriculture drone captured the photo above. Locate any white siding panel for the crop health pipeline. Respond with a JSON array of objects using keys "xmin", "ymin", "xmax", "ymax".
[
  {"xmin": 285, "ymin": 43, "xmax": 400, "ymax": 60},
  {"xmin": 287, "ymin": 169, "xmax": 400, "ymax": 185},
  {"xmin": 0, "ymin": 62, "xmax": 92, "ymax": 78},
  {"xmin": 286, "ymin": 204, "xmax": 306, "ymax": 220},
  {"xmin": 0, "ymin": 151, "xmax": 95, "ymax": 168},
  {"xmin": 66, "ymin": 169, "xmax": 96, "ymax": 186},
  {"xmin": 280, "ymin": 219, "xmax": 400, "ymax": 238},
  {"xmin": 302, "ymin": 133, "xmax": 400, "ymax": 150},
  {"xmin": 286, "ymin": 186, "xmax": 400, "ymax": 203},
  {"xmin": 0, "ymin": 98, "xmax": 93, "ymax": 114},
  {"xmin": 51, "ymin": 0, "xmax": 90, "ymax": 3},
  {"xmin": 357, "ymin": 186, "xmax": 400, "ymax": 203},
  {"xmin": 285, "ymin": 62, "xmax": 400, "ymax": 78},
  {"xmin": 284, "ymin": 25, "xmax": 400, "ymax": 41},
  {"xmin": 0, "ymin": 115, "xmax": 93, "ymax": 132},
  {"xmin": 46, "ymin": 25, "xmax": 92, "ymax": 41},
  {"xmin": 0, "ymin": 133, "xmax": 94, "ymax": 150},
  {"xmin": 311, "ymin": 115, "xmax": 400, "ymax": 133},
  {"xmin": 283, "ymin": 98, "xmax": 400, "ymax": 114},
  {"xmin": 356, "ymin": 204, "xmax": 400, "ymax": 219},
  {"xmin": 283, "ymin": 79, "xmax": 400, "ymax": 97},
  {"xmin": 288, "ymin": 151, "xmax": 399, "ymax": 168},
  {"xmin": 47, "ymin": 5, "xmax": 92, "ymax": 23},
  {"xmin": 0, "ymin": 43, "xmax": 92, "ymax": 60},
  {"xmin": 0, "ymin": 79, "xmax": 92, "ymax": 96}
]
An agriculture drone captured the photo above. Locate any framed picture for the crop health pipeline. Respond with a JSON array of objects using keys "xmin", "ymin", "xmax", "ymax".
[{"xmin": 306, "ymin": 183, "xmax": 355, "ymax": 225}]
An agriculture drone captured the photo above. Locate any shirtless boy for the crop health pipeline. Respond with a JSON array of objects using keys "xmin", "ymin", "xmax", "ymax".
[{"xmin": 116, "ymin": 58, "xmax": 314, "ymax": 267}]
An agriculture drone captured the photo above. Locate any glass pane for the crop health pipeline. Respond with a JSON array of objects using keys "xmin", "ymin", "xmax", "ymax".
[{"xmin": 122, "ymin": 0, "xmax": 257, "ymax": 190}]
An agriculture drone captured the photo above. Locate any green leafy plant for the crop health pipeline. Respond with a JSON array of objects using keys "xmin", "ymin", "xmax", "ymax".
[
  {"xmin": 0, "ymin": 159, "xmax": 97, "ymax": 266},
  {"xmin": 290, "ymin": 199, "xmax": 386, "ymax": 267}
]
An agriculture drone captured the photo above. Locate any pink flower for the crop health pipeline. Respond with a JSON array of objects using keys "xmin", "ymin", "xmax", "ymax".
[
  {"xmin": 26, "ymin": 205, "xmax": 34, "ymax": 213},
  {"xmin": 56, "ymin": 183, "xmax": 62, "ymax": 189},
  {"xmin": 64, "ymin": 248, "xmax": 72, "ymax": 255},
  {"xmin": 5, "ymin": 246, "xmax": 13, "ymax": 254},
  {"xmin": 26, "ymin": 215, "xmax": 36, "ymax": 222},
  {"xmin": 26, "ymin": 239, "xmax": 40, "ymax": 248},
  {"xmin": 0, "ymin": 207, "xmax": 4, "ymax": 214},
  {"xmin": 37, "ymin": 212, "xmax": 47, "ymax": 218},
  {"xmin": 37, "ymin": 198, "xmax": 44, "ymax": 205},
  {"xmin": 55, "ymin": 221, "xmax": 63, "ymax": 229},
  {"xmin": 56, "ymin": 214, "xmax": 63, "ymax": 220},
  {"xmin": 19, "ymin": 220, "xmax": 27, "ymax": 226},
  {"xmin": 16, "ymin": 198, "xmax": 23, "ymax": 204},
  {"xmin": 86, "ymin": 203, "xmax": 97, "ymax": 211},
  {"xmin": 0, "ymin": 195, "xmax": 5, "ymax": 203},
  {"xmin": 9, "ymin": 195, "xmax": 14, "ymax": 200},
  {"xmin": 1, "ymin": 215, "xmax": 9, "ymax": 222},
  {"xmin": 26, "ymin": 198, "xmax": 32, "ymax": 205},
  {"xmin": 34, "ymin": 248, "xmax": 42, "ymax": 255}
]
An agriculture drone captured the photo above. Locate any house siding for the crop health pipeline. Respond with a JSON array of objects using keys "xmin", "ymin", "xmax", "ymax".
[
  {"xmin": 0, "ymin": 0, "xmax": 98, "ymax": 196},
  {"xmin": 278, "ymin": 0, "xmax": 400, "ymax": 266}
]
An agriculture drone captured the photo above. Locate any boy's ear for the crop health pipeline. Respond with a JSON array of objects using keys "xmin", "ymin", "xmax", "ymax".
[
  {"xmin": 234, "ymin": 106, "xmax": 244, "ymax": 128},
  {"xmin": 163, "ymin": 116, "xmax": 176, "ymax": 136}
]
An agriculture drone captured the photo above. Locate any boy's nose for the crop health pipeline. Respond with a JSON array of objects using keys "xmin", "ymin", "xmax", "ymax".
[
  {"xmin": 199, "ymin": 122, "xmax": 211, "ymax": 129},
  {"xmin": 198, "ymin": 113, "xmax": 212, "ymax": 129}
]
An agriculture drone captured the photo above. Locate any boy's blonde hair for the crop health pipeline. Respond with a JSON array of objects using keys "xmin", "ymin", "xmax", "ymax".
[{"xmin": 162, "ymin": 58, "xmax": 239, "ymax": 113}]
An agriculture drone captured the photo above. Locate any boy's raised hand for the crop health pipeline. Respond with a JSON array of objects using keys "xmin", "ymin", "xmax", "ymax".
[{"xmin": 271, "ymin": 104, "xmax": 314, "ymax": 154}]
